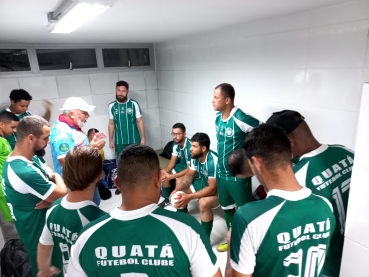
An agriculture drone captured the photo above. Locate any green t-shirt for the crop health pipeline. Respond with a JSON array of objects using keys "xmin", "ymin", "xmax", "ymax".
[
  {"xmin": 190, "ymin": 150, "xmax": 217, "ymax": 182},
  {"xmin": 108, "ymin": 99, "xmax": 142, "ymax": 145},
  {"xmin": 0, "ymin": 135, "xmax": 12, "ymax": 179},
  {"xmin": 1, "ymin": 108, "xmax": 32, "ymax": 149},
  {"xmin": 2, "ymin": 155, "xmax": 56, "ymax": 254},
  {"xmin": 294, "ymin": 144, "xmax": 354, "ymax": 277},
  {"xmin": 68, "ymin": 204, "xmax": 218, "ymax": 277},
  {"xmin": 215, "ymin": 107, "xmax": 260, "ymax": 180},
  {"xmin": 39, "ymin": 196, "xmax": 107, "ymax": 276},
  {"xmin": 172, "ymin": 137, "xmax": 192, "ymax": 173},
  {"xmin": 231, "ymin": 188, "xmax": 336, "ymax": 277}
]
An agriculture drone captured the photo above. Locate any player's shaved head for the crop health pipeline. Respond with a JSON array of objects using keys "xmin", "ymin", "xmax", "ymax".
[
  {"xmin": 228, "ymin": 149, "xmax": 253, "ymax": 178},
  {"xmin": 117, "ymin": 144, "xmax": 160, "ymax": 189}
]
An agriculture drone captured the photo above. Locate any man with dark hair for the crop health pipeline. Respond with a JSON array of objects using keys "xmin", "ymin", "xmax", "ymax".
[
  {"xmin": 68, "ymin": 144, "xmax": 221, "ymax": 277},
  {"xmin": 170, "ymin": 132, "xmax": 219, "ymax": 238},
  {"xmin": 2, "ymin": 115, "xmax": 68, "ymax": 276},
  {"xmin": 266, "ymin": 110, "xmax": 354, "ymax": 277},
  {"xmin": 108, "ymin": 80, "xmax": 146, "ymax": 158},
  {"xmin": 0, "ymin": 111, "xmax": 19, "ymax": 243},
  {"xmin": 37, "ymin": 146, "xmax": 107, "ymax": 277},
  {"xmin": 230, "ymin": 124, "xmax": 335, "ymax": 277},
  {"xmin": 161, "ymin": 123, "xmax": 192, "ymax": 198},
  {"xmin": 2, "ymin": 89, "xmax": 52, "ymax": 150},
  {"xmin": 212, "ymin": 83, "xmax": 261, "ymax": 252}
]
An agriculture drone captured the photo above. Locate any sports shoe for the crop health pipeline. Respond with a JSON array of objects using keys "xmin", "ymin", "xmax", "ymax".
[
  {"xmin": 216, "ymin": 242, "xmax": 228, "ymax": 252},
  {"xmin": 115, "ymin": 189, "xmax": 121, "ymax": 195}
]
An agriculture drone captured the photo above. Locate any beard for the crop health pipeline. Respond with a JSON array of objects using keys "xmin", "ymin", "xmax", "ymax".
[
  {"xmin": 191, "ymin": 152, "xmax": 202, "ymax": 159},
  {"xmin": 116, "ymin": 95, "xmax": 127, "ymax": 103},
  {"xmin": 34, "ymin": 147, "xmax": 46, "ymax": 157}
]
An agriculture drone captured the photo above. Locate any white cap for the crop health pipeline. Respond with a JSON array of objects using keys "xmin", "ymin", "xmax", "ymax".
[{"xmin": 60, "ymin": 97, "xmax": 95, "ymax": 112}]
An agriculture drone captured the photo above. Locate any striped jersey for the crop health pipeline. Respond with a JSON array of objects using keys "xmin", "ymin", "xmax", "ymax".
[
  {"xmin": 2, "ymin": 155, "xmax": 56, "ymax": 254},
  {"xmin": 294, "ymin": 144, "xmax": 354, "ymax": 277},
  {"xmin": 67, "ymin": 204, "xmax": 218, "ymax": 276},
  {"xmin": 231, "ymin": 188, "xmax": 335, "ymax": 277},
  {"xmin": 108, "ymin": 99, "xmax": 142, "ymax": 145},
  {"xmin": 39, "ymin": 196, "xmax": 107, "ymax": 276},
  {"xmin": 1, "ymin": 108, "xmax": 32, "ymax": 149},
  {"xmin": 172, "ymin": 137, "xmax": 192, "ymax": 171},
  {"xmin": 215, "ymin": 107, "xmax": 260, "ymax": 180},
  {"xmin": 190, "ymin": 150, "xmax": 218, "ymax": 181}
]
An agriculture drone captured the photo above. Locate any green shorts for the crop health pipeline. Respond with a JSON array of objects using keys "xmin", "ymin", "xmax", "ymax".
[
  {"xmin": 174, "ymin": 162, "xmax": 188, "ymax": 174},
  {"xmin": 191, "ymin": 179, "xmax": 208, "ymax": 192},
  {"xmin": 216, "ymin": 176, "xmax": 252, "ymax": 210},
  {"xmin": 115, "ymin": 144, "xmax": 133, "ymax": 158}
]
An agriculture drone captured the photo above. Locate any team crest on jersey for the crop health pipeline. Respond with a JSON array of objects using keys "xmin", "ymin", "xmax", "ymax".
[
  {"xmin": 127, "ymin": 108, "xmax": 133, "ymax": 114},
  {"xmin": 59, "ymin": 143, "xmax": 70, "ymax": 152},
  {"xmin": 225, "ymin": 128, "xmax": 234, "ymax": 137}
]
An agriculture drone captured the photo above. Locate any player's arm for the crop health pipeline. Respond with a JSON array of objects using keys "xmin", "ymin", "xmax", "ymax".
[
  {"xmin": 136, "ymin": 117, "xmax": 146, "ymax": 145},
  {"xmin": 44, "ymin": 173, "xmax": 68, "ymax": 203},
  {"xmin": 163, "ymin": 154, "xmax": 177, "ymax": 173},
  {"xmin": 37, "ymin": 243, "xmax": 59, "ymax": 277},
  {"xmin": 232, "ymin": 271, "xmax": 252, "ymax": 277},
  {"xmin": 108, "ymin": 102, "xmax": 115, "ymax": 150},
  {"xmin": 42, "ymin": 100, "xmax": 52, "ymax": 121},
  {"xmin": 176, "ymin": 168, "xmax": 197, "ymax": 191},
  {"xmin": 168, "ymin": 165, "xmax": 189, "ymax": 180}
]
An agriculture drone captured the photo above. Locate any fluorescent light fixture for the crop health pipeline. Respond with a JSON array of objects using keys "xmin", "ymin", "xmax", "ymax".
[{"xmin": 50, "ymin": 2, "xmax": 110, "ymax": 33}]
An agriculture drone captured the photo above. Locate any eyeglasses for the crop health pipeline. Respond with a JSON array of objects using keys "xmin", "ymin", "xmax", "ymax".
[{"xmin": 171, "ymin": 132, "xmax": 183, "ymax": 137}]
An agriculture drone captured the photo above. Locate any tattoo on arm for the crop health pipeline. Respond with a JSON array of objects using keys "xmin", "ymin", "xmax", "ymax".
[{"xmin": 178, "ymin": 174, "xmax": 193, "ymax": 191}]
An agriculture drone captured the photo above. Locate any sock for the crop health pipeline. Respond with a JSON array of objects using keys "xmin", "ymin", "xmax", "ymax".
[
  {"xmin": 201, "ymin": 220, "xmax": 213, "ymax": 238},
  {"xmin": 163, "ymin": 187, "xmax": 173, "ymax": 199},
  {"xmin": 224, "ymin": 209, "xmax": 236, "ymax": 229},
  {"xmin": 176, "ymin": 206, "xmax": 188, "ymax": 213}
]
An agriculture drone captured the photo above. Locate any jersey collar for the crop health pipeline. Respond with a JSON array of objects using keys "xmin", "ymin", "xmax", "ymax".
[
  {"xmin": 58, "ymin": 114, "xmax": 82, "ymax": 132},
  {"xmin": 299, "ymin": 144, "xmax": 328, "ymax": 161},
  {"xmin": 267, "ymin": 187, "xmax": 311, "ymax": 201},
  {"xmin": 116, "ymin": 98, "xmax": 130, "ymax": 104},
  {"xmin": 221, "ymin": 107, "xmax": 238, "ymax": 122},
  {"xmin": 6, "ymin": 108, "xmax": 28, "ymax": 117},
  {"xmin": 61, "ymin": 195, "xmax": 97, "ymax": 209},
  {"xmin": 6, "ymin": 155, "xmax": 33, "ymax": 163},
  {"xmin": 110, "ymin": 203, "xmax": 158, "ymax": 221}
]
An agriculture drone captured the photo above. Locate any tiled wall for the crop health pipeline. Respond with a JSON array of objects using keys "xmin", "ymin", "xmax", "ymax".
[
  {"xmin": 0, "ymin": 70, "xmax": 161, "ymax": 168},
  {"xmin": 156, "ymin": 0, "xmax": 369, "ymax": 155},
  {"xmin": 340, "ymin": 83, "xmax": 369, "ymax": 276}
]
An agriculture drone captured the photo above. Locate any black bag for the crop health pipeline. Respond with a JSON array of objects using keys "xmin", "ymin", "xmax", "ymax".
[
  {"xmin": 103, "ymin": 159, "xmax": 117, "ymax": 189},
  {"xmin": 160, "ymin": 141, "xmax": 173, "ymax": 159},
  {"xmin": 0, "ymin": 239, "xmax": 32, "ymax": 277}
]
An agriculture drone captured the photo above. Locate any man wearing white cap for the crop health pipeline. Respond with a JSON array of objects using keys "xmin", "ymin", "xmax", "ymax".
[{"xmin": 50, "ymin": 97, "xmax": 106, "ymax": 205}]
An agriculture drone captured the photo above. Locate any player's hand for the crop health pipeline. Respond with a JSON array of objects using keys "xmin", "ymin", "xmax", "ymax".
[
  {"xmin": 43, "ymin": 100, "xmax": 53, "ymax": 112},
  {"xmin": 174, "ymin": 193, "xmax": 190, "ymax": 209},
  {"xmin": 35, "ymin": 200, "xmax": 52, "ymax": 210},
  {"xmin": 109, "ymin": 140, "xmax": 115, "ymax": 150},
  {"xmin": 161, "ymin": 171, "xmax": 168, "ymax": 181},
  {"xmin": 90, "ymin": 137, "xmax": 106, "ymax": 150},
  {"xmin": 169, "ymin": 190, "xmax": 177, "ymax": 201},
  {"xmin": 140, "ymin": 137, "xmax": 146, "ymax": 145},
  {"xmin": 37, "ymin": 266, "xmax": 61, "ymax": 277},
  {"xmin": 49, "ymin": 172, "xmax": 62, "ymax": 182}
]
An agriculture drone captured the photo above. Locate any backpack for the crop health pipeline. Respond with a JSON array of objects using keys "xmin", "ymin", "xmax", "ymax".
[
  {"xmin": 160, "ymin": 141, "xmax": 173, "ymax": 159},
  {"xmin": 103, "ymin": 159, "xmax": 117, "ymax": 188},
  {"xmin": 0, "ymin": 239, "xmax": 32, "ymax": 277}
]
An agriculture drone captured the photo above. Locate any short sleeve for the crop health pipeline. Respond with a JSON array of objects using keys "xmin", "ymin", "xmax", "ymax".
[
  {"xmin": 39, "ymin": 224, "xmax": 54, "ymax": 245},
  {"xmin": 172, "ymin": 144, "xmax": 179, "ymax": 156},
  {"xmin": 190, "ymin": 159, "xmax": 197, "ymax": 171},
  {"xmin": 67, "ymin": 241, "xmax": 88, "ymax": 277},
  {"xmin": 234, "ymin": 111, "xmax": 260, "ymax": 134},
  {"xmin": 108, "ymin": 103, "xmax": 114, "ymax": 119},
  {"xmin": 230, "ymin": 210, "xmax": 256, "ymax": 275},
  {"xmin": 132, "ymin": 101, "xmax": 142, "ymax": 118},
  {"xmin": 52, "ymin": 135, "xmax": 74, "ymax": 160},
  {"xmin": 207, "ymin": 157, "xmax": 216, "ymax": 178}
]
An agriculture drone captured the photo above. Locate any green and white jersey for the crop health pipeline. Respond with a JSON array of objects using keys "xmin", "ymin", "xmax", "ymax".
[
  {"xmin": 231, "ymin": 188, "xmax": 335, "ymax": 277},
  {"xmin": 1, "ymin": 108, "xmax": 32, "ymax": 149},
  {"xmin": 68, "ymin": 204, "xmax": 218, "ymax": 277},
  {"xmin": 39, "ymin": 196, "xmax": 107, "ymax": 276},
  {"xmin": 172, "ymin": 138, "xmax": 192, "ymax": 172},
  {"xmin": 294, "ymin": 144, "xmax": 354, "ymax": 276},
  {"xmin": 190, "ymin": 151, "xmax": 218, "ymax": 182},
  {"xmin": 108, "ymin": 99, "xmax": 142, "ymax": 145},
  {"xmin": 215, "ymin": 107, "xmax": 260, "ymax": 180},
  {"xmin": 2, "ymin": 155, "xmax": 56, "ymax": 254}
]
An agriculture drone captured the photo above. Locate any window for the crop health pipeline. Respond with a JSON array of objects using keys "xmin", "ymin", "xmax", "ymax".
[
  {"xmin": 36, "ymin": 49, "xmax": 97, "ymax": 70},
  {"xmin": 102, "ymin": 48, "xmax": 150, "ymax": 68},
  {"xmin": 0, "ymin": 49, "xmax": 31, "ymax": 72}
]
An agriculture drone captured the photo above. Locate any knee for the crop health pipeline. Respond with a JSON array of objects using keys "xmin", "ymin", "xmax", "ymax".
[{"xmin": 199, "ymin": 198, "xmax": 211, "ymax": 212}]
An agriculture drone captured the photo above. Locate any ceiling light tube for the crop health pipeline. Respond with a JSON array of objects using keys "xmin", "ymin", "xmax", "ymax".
[{"xmin": 50, "ymin": 2, "xmax": 110, "ymax": 34}]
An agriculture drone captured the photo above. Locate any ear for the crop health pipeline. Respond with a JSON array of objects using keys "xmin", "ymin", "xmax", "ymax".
[
  {"xmin": 225, "ymin": 97, "xmax": 232, "ymax": 105},
  {"xmin": 114, "ymin": 176, "xmax": 121, "ymax": 192},
  {"xmin": 288, "ymin": 136, "xmax": 294, "ymax": 147},
  {"xmin": 0, "ymin": 122, "xmax": 4, "ymax": 129},
  {"xmin": 202, "ymin": 146, "xmax": 207, "ymax": 153},
  {"xmin": 154, "ymin": 170, "xmax": 161, "ymax": 189},
  {"xmin": 251, "ymin": 156, "xmax": 262, "ymax": 171},
  {"xmin": 10, "ymin": 100, "xmax": 15, "ymax": 106}
]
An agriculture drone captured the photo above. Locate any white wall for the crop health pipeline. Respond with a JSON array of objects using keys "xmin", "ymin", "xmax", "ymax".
[
  {"xmin": 156, "ymin": 0, "xmax": 369, "ymax": 153},
  {"xmin": 340, "ymin": 83, "xmax": 369, "ymax": 276},
  {"xmin": 0, "ymin": 70, "xmax": 161, "ymax": 168}
]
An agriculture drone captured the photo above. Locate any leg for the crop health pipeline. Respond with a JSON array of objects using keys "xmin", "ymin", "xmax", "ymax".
[
  {"xmin": 228, "ymin": 177, "xmax": 253, "ymax": 207},
  {"xmin": 161, "ymin": 169, "xmax": 173, "ymax": 198},
  {"xmin": 216, "ymin": 177, "xmax": 236, "ymax": 229},
  {"xmin": 114, "ymin": 144, "xmax": 130, "ymax": 195},
  {"xmin": 199, "ymin": 195, "xmax": 219, "ymax": 238}
]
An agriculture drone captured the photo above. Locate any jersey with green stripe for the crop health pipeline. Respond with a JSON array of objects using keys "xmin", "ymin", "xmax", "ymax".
[
  {"xmin": 294, "ymin": 144, "xmax": 354, "ymax": 277},
  {"xmin": 68, "ymin": 204, "xmax": 218, "ymax": 277},
  {"xmin": 231, "ymin": 188, "xmax": 335, "ymax": 277},
  {"xmin": 2, "ymin": 155, "xmax": 56, "ymax": 254},
  {"xmin": 172, "ymin": 138, "xmax": 192, "ymax": 172},
  {"xmin": 215, "ymin": 107, "xmax": 260, "ymax": 180},
  {"xmin": 39, "ymin": 196, "xmax": 107, "ymax": 276},
  {"xmin": 190, "ymin": 150, "xmax": 218, "ymax": 182},
  {"xmin": 1, "ymin": 108, "xmax": 32, "ymax": 149},
  {"xmin": 108, "ymin": 99, "xmax": 142, "ymax": 145}
]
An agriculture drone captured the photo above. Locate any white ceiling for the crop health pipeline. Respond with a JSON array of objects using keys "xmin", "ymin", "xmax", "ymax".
[{"xmin": 0, "ymin": 0, "xmax": 354, "ymax": 44}]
